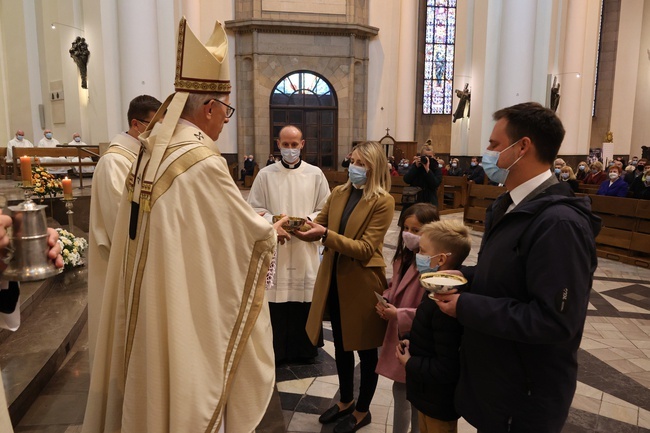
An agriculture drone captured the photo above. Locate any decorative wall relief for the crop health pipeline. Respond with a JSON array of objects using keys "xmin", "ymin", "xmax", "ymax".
[{"xmin": 69, "ymin": 37, "xmax": 90, "ymax": 89}]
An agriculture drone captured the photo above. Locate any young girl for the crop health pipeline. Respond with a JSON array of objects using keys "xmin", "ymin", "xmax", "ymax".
[{"xmin": 375, "ymin": 203, "xmax": 439, "ymax": 433}]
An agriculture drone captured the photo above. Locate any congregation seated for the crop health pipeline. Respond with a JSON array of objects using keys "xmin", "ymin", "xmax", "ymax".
[
  {"xmin": 465, "ymin": 157, "xmax": 485, "ymax": 184},
  {"xmin": 625, "ymin": 158, "xmax": 646, "ymax": 185},
  {"xmin": 438, "ymin": 158, "xmax": 448, "ymax": 175},
  {"xmin": 66, "ymin": 133, "xmax": 95, "ymax": 175},
  {"xmin": 630, "ymin": 164, "xmax": 650, "ymax": 200},
  {"xmin": 239, "ymin": 154, "xmax": 257, "ymax": 182},
  {"xmin": 575, "ymin": 160, "xmax": 588, "ymax": 181},
  {"xmin": 447, "ymin": 158, "xmax": 464, "ymax": 176},
  {"xmin": 553, "ymin": 158, "xmax": 566, "ymax": 180},
  {"xmin": 583, "ymin": 161, "xmax": 607, "ymax": 184},
  {"xmin": 560, "ymin": 166, "xmax": 579, "ymax": 192},
  {"xmin": 597, "ymin": 165, "xmax": 629, "ymax": 197}
]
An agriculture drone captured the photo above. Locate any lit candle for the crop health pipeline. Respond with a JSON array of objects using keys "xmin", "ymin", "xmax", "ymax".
[
  {"xmin": 62, "ymin": 177, "xmax": 73, "ymax": 200},
  {"xmin": 20, "ymin": 156, "xmax": 32, "ymax": 187}
]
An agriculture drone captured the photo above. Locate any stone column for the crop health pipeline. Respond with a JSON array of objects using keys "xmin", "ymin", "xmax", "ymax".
[
  {"xmin": 556, "ymin": 0, "xmax": 601, "ymax": 155},
  {"xmin": 496, "ymin": 0, "xmax": 537, "ymax": 108},
  {"xmin": 610, "ymin": 0, "xmax": 643, "ymax": 157},
  {"xmin": 394, "ymin": 0, "xmax": 418, "ymax": 141},
  {"xmin": 116, "ymin": 0, "xmax": 162, "ymax": 112}
]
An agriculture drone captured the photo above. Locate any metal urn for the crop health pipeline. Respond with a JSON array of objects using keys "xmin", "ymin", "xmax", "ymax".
[{"xmin": 2, "ymin": 199, "xmax": 62, "ymax": 281}]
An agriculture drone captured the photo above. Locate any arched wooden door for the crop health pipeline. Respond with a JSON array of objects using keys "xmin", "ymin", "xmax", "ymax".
[{"xmin": 270, "ymin": 71, "xmax": 338, "ymax": 170}]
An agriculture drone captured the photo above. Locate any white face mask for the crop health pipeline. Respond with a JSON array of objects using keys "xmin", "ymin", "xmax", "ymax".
[
  {"xmin": 609, "ymin": 172, "xmax": 619, "ymax": 180},
  {"xmin": 280, "ymin": 147, "xmax": 301, "ymax": 163}
]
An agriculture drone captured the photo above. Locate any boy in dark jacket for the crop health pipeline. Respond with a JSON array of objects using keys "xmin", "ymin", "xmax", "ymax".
[{"xmin": 397, "ymin": 220, "xmax": 472, "ymax": 433}]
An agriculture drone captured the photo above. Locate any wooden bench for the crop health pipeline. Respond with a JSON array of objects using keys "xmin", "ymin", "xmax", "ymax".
[
  {"xmin": 586, "ymin": 195, "xmax": 650, "ymax": 268},
  {"xmin": 463, "ymin": 182, "xmax": 506, "ymax": 231},
  {"xmin": 13, "ymin": 146, "xmax": 99, "ymax": 189},
  {"xmin": 243, "ymin": 164, "xmax": 260, "ymax": 188},
  {"xmin": 441, "ymin": 175, "xmax": 468, "ymax": 210},
  {"xmin": 324, "ymin": 170, "xmax": 349, "ymax": 191}
]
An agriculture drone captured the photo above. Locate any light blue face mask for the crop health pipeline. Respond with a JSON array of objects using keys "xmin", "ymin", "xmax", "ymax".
[
  {"xmin": 348, "ymin": 164, "xmax": 367, "ymax": 186},
  {"xmin": 45, "ymin": 133, "xmax": 53, "ymax": 139},
  {"xmin": 16, "ymin": 135, "xmax": 23, "ymax": 141},
  {"xmin": 74, "ymin": 137, "xmax": 81, "ymax": 142},
  {"xmin": 554, "ymin": 168, "xmax": 561, "ymax": 174},
  {"xmin": 415, "ymin": 252, "xmax": 451, "ymax": 274},
  {"xmin": 482, "ymin": 139, "xmax": 523, "ymax": 185}
]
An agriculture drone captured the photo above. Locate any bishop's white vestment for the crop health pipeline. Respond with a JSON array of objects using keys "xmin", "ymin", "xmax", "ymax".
[{"xmin": 82, "ymin": 120, "xmax": 276, "ymax": 433}]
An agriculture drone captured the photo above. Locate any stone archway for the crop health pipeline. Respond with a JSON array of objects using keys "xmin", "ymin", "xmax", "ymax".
[{"xmin": 226, "ymin": 9, "xmax": 378, "ymax": 171}]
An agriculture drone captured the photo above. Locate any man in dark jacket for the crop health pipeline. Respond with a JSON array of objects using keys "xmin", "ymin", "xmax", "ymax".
[
  {"xmin": 403, "ymin": 144, "xmax": 442, "ymax": 207},
  {"xmin": 465, "ymin": 157, "xmax": 485, "ymax": 184},
  {"xmin": 436, "ymin": 102, "xmax": 601, "ymax": 433}
]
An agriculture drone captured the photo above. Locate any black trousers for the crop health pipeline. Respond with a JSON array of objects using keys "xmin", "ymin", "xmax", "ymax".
[{"xmin": 327, "ymin": 279, "xmax": 378, "ymax": 413}]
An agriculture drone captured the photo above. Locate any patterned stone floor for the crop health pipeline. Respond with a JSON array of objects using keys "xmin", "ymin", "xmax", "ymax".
[{"xmin": 10, "ymin": 183, "xmax": 650, "ymax": 432}]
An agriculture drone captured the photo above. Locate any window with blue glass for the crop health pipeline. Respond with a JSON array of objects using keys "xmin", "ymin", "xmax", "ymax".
[{"xmin": 423, "ymin": 0, "xmax": 456, "ymax": 115}]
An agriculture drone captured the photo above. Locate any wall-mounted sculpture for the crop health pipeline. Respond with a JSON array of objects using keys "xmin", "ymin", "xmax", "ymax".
[{"xmin": 69, "ymin": 37, "xmax": 90, "ymax": 89}]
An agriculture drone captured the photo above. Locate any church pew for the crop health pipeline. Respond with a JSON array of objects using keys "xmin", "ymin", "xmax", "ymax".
[{"xmin": 462, "ymin": 182, "xmax": 506, "ymax": 231}]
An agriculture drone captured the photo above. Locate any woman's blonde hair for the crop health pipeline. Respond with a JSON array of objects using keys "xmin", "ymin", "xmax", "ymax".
[
  {"xmin": 343, "ymin": 141, "xmax": 391, "ymax": 199},
  {"xmin": 419, "ymin": 220, "xmax": 472, "ymax": 269},
  {"xmin": 591, "ymin": 161, "xmax": 603, "ymax": 171},
  {"xmin": 560, "ymin": 166, "xmax": 576, "ymax": 180}
]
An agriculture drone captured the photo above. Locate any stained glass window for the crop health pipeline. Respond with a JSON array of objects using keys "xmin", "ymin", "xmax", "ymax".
[
  {"xmin": 271, "ymin": 71, "xmax": 336, "ymax": 107},
  {"xmin": 423, "ymin": 0, "xmax": 456, "ymax": 114}
]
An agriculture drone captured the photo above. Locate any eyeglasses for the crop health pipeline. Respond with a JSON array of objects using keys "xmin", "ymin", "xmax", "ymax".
[
  {"xmin": 136, "ymin": 119, "xmax": 150, "ymax": 126},
  {"xmin": 204, "ymin": 98, "xmax": 235, "ymax": 119}
]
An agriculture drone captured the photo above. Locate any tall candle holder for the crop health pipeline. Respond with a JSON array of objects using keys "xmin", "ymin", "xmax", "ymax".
[{"xmin": 61, "ymin": 197, "xmax": 77, "ymax": 233}]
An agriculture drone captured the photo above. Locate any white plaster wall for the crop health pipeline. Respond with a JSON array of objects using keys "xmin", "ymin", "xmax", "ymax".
[{"xmin": 367, "ymin": 0, "xmax": 400, "ymax": 142}]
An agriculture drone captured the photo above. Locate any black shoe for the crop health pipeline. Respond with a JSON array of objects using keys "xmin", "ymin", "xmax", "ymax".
[
  {"xmin": 318, "ymin": 402, "xmax": 356, "ymax": 424},
  {"xmin": 333, "ymin": 412, "xmax": 372, "ymax": 433}
]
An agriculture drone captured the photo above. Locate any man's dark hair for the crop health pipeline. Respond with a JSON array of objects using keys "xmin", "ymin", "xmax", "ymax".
[
  {"xmin": 127, "ymin": 95, "xmax": 163, "ymax": 125},
  {"xmin": 493, "ymin": 102, "xmax": 565, "ymax": 165}
]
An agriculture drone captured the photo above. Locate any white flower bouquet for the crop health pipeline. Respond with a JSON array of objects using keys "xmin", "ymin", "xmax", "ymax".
[{"xmin": 56, "ymin": 228, "xmax": 88, "ymax": 269}]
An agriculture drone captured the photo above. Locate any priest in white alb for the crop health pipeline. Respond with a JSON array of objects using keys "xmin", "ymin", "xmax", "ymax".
[
  {"xmin": 82, "ymin": 18, "xmax": 286, "ymax": 433},
  {"xmin": 247, "ymin": 125, "xmax": 330, "ymax": 362},
  {"xmin": 87, "ymin": 95, "xmax": 161, "ymax": 366}
]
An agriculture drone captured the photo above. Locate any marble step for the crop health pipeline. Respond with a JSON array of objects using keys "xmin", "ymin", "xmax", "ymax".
[{"xmin": 0, "ymin": 267, "xmax": 88, "ymax": 426}]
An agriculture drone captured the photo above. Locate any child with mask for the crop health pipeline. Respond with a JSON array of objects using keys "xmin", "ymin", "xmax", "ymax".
[
  {"xmin": 396, "ymin": 220, "xmax": 472, "ymax": 433},
  {"xmin": 375, "ymin": 203, "xmax": 439, "ymax": 433}
]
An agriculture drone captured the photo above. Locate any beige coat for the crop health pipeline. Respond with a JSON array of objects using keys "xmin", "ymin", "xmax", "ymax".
[{"xmin": 306, "ymin": 185, "xmax": 395, "ymax": 351}]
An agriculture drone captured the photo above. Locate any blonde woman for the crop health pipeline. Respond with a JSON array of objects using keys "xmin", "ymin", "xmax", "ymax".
[
  {"xmin": 575, "ymin": 160, "xmax": 589, "ymax": 181},
  {"xmin": 583, "ymin": 161, "xmax": 607, "ymax": 185},
  {"xmin": 559, "ymin": 166, "xmax": 579, "ymax": 192},
  {"xmin": 295, "ymin": 141, "xmax": 395, "ymax": 433}
]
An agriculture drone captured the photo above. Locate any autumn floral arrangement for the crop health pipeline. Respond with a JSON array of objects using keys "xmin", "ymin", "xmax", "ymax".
[
  {"xmin": 31, "ymin": 166, "xmax": 63, "ymax": 200},
  {"xmin": 56, "ymin": 228, "xmax": 88, "ymax": 269}
]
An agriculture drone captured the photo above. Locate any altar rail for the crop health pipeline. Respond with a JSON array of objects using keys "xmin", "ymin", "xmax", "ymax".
[{"xmin": 13, "ymin": 146, "xmax": 99, "ymax": 189}]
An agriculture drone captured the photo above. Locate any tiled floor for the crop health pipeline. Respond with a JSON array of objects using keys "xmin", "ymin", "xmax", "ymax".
[{"xmin": 10, "ymin": 182, "xmax": 650, "ymax": 432}]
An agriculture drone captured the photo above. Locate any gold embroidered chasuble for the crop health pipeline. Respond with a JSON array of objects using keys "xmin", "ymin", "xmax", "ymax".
[{"xmin": 82, "ymin": 113, "xmax": 276, "ymax": 432}]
